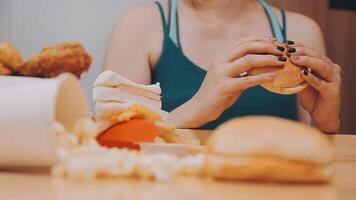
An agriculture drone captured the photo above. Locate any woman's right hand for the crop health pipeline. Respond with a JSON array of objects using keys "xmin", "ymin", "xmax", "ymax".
[{"xmin": 185, "ymin": 36, "xmax": 287, "ymax": 127}]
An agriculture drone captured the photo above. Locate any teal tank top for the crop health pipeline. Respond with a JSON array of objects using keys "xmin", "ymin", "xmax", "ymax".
[{"xmin": 152, "ymin": 0, "xmax": 298, "ymax": 130}]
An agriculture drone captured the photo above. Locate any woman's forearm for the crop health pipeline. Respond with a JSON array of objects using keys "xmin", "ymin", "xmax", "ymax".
[
  {"xmin": 166, "ymin": 97, "xmax": 210, "ymax": 129},
  {"xmin": 312, "ymin": 113, "xmax": 340, "ymax": 133}
]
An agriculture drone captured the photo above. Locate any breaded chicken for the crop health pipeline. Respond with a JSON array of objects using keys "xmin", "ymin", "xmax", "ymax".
[
  {"xmin": 0, "ymin": 42, "xmax": 23, "ymax": 75},
  {"xmin": 0, "ymin": 63, "xmax": 12, "ymax": 75},
  {"xmin": 20, "ymin": 42, "xmax": 92, "ymax": 78}
]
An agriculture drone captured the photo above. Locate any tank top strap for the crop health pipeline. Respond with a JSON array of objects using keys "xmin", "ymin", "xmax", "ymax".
[
  {"xmin": 281, "ymin": 9, "xmax": 287, "ymax": 41},
  {"xmin": 258, "ymin": 0, "xmax": 286, "ymax": 42},
  {"xmin": 168, "ymin": 0, "xmax": 179, "ymax": 46},
  {"xmin": 155, "ymin": 1, "xmax": 169, "ymax": 36}
]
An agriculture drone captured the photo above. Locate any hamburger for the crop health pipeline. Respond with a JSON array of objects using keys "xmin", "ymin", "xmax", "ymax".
[
  {"xmin": 206, "ymin": 116, "xmax": 335, "ymax": 183},
  {"xmin": 249, "ymin": 42, "xmax": 308, "ymax": 94}
]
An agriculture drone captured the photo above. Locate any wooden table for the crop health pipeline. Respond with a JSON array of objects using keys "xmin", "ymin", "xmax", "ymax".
[{"xmin": 0, "ymin": 132, "xmax": 355, "ymax": 200}]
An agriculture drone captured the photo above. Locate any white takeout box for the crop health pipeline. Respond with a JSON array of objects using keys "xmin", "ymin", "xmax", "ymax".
[{"xmin": 0, "ymin": 74, "xmax": 90, "ymax": 167}]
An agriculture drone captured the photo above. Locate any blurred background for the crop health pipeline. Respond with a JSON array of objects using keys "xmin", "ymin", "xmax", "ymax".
[{"xmin": 0, "ymin": 0, "xmax": 355, "ymax": 133}]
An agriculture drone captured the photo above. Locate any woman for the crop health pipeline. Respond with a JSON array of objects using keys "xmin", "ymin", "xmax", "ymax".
[{"xmin": 104, "ymin": 0, "xmax": 341, "ymax": 132}]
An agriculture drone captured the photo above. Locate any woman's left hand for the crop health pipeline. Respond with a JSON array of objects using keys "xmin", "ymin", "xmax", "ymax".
[{"xmin": 288, "ymin": 41, "xmax": 341, "ymax": 133}]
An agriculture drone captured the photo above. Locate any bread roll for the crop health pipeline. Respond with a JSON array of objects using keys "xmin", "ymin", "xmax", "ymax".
[
  {"xmin": 249, "ymin": 42, "xmax": 307, "ymax": 94},
  {"xmin": 206, "ymin": 116, "xmax": 336, "ymax": 183}
]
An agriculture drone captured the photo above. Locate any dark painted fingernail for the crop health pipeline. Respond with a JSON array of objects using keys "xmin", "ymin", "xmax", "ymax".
[
  {"xmin": 278, "ymin": 56, "xmax": 287, "ymax": 62},
  {"xmin": 286, "ymin": 40, "xmax": 295, "ymax": 45},
  {"xmin": 287, "ymin": 47, "xmax": 296, "ymax": 53},
  {"xmin": 303, "ymin": 70, "xmax": 308, "ymax": 76},
  {"xmin": 276, "ymin": 46, "xmax": 285, "ymax": 52}
]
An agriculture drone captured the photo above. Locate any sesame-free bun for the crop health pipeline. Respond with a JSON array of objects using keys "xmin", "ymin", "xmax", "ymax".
[
  {"xmin": 249, "ymin": 42, "xmax": 308, "ymax": 95},
  {"xmin": 206, "ymin": 116, "xmax": 336, "ymax": 183}
]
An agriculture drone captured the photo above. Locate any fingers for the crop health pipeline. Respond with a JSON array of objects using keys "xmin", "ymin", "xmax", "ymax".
[
  {"xmin": 287, "ymin": 46, "xmax": 332, "ymax": 64},
  {"xmin": 226, "ymin": 54, "xmax": 285, "ymax": 77},
  {"xmin": 290, "ymin": 55, "xmax": 336, "ymax": 82},
  {"xmin": 225, "ymin": 41, "xmax": 284, "ymax": 62},
  {"xmin": 227, "ymin": 72, "xmax": 274, "ymax": 91},
  {"xmin": 284, "ymin": 40, "xmax": 304, "ymax": 47},
  {"xmin": 300, "ymin": 69, "xmax": 328, "ymax": 93}
]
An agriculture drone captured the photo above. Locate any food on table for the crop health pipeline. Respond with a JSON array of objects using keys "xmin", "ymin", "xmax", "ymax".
[
  {"xmin": 20, "ymin": 41, "xmax": 92, "ymax": 78},
  {"xmin": 0, "ymin": 63, "xmax": 12, "ymax": 75},
  {"xmin": 0, "ymin": 42, "xmax": 24, "ymax": 75},
  {"xmin": 249, "ymin": 41, "xmax": 307, "ymax": 94},
  {"xmin": 0, "ymin": 41, "xmax": 91, "ymax": 78},
  {"xmin": 95, "ymin": 102, "xmax": 163, "ymax": 130},
  {"xmin": 93, "ymin": 70, "xmax": 164, "ymax": 113},
  {"xmin": 53, "ymin": 118, "xmax": 100, "ymax": 150},
  {"xmin": 93, "ymin": 71, "xmax": 190, "ymax": 147},
  {"xmin": 51, "ymin": 119, "xmax": 203, "ymax": 181},
  {"xmin": 72, "ymin": 117, "xmax": 100, "ymax": 142},
  {"xmin": 206, "ymin": 116, "xmax": 335, "ymax": 183},
  {"xmin": 179, "ymin": 153, "xmax": 205, "ymax": 177},
  {"xmin": 97, "ymin": 118, "xmax": 160, "ymax": 149},
  {"xmin": 52, "ymin": 115, "xmax": 335, "ymax": 183},
  {"xmin": 93, "ymin": 71, "xmax": 167, "ymax": 130},
  {"xmin": 94, "ymin": 102, "xmax": 178, "ymax": 146},
  {"xmin": 154, "ymin": 121, "xmax": 200, "ymax": 145}
]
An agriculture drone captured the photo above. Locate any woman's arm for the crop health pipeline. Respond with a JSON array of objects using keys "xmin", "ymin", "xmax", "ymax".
[
  {"xmin": 104, "ymin": 4, "xmax": 164, "ymax": 84},
  {"xmin": 285, "ymin": 11, "xmax": 326, "ymax": 54},
  {"xmin": 285, "ymin": 11, "xmax": 341, "ymax": 132},
  {"xmin": 284, "ymin": 11, "xmax": 326, "ymax": 125}
]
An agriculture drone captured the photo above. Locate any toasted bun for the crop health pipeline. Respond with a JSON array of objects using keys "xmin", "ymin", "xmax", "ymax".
[
  {"xmin": 207, "ymin": 155, "xmax": 333, "ymax": 183},
  {"xmin": 249, "ymin": 42, "xmax": 307, "ymax": 94},
  {"xmin": 208, "ymin": 116, "xmax": 335, "ymax": 165},
  {"xmin": 206, "ymin": 116, "xmax": 335, "ymax": 182}
]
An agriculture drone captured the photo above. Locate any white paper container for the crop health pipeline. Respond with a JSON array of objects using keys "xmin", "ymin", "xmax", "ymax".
[{"xmin": 0, "ymin": 74, "xmax": 89, "ymax": 167}]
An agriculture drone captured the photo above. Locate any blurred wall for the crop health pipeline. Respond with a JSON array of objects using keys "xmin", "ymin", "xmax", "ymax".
[
  {"xmin": 0, "ymin": 0, "xmax": 147, "ymax": 113},
  {"xmin": 267, "ymin": 0, "xmax": 356, "ymax": 133}
]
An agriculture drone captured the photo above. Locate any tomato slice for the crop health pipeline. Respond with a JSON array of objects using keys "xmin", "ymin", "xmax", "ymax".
[{"xmin": 97, "ymin": 118, "xmax": 159, "ymax": 149}]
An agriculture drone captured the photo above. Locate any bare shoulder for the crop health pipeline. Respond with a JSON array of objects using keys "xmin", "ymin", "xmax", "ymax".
[
  {"xmin": 269, "ymin": 6, "xmax": 325, "ymax": 53},
  {"xmin": 105, "ymin": 1, "xmax": 168, "ymax": 81},
  {"xmin": 115, "ymin": 3, "xmax": 163, "ymax": 39},
  {"xmin": 284, "ymin": 11, "xmax": 326, "ymax": 53}
]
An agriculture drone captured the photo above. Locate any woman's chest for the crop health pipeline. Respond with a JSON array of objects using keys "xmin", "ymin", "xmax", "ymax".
[{"xmin": 178, "ymin": 18, "xmax": 274, "ymax": 69}]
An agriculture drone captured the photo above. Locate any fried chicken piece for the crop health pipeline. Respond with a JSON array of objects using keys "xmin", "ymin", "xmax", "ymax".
[
  {"xmin": 0, "ymin": 42, "xmax": 24, "ymax": 75},
  {"xmin": 0, "ymin": 63, "xmax": 12, "ymax": 75},
  {"xmin": 20, "ymin": 42, "xmax": 92, "ymax": 78}
]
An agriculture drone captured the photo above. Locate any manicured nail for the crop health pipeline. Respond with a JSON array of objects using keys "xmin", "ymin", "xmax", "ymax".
[
  {"xmin": 303, "ymin": 70, "xmax": 308, "ymax": 76},
  {"xmin": 278, "ymin": 56, "xmax": 287, "ymax": 62},
  {"xmin": 287, "ymin": 47, "xmax": 296, "ymax": 53},
  {"xmin": 276, "ymin": 46, "xmax": 285, "ymax": 52},
  {"xmin": 286, "ymin": 40, "xmax": 295, "ymax": 45}
]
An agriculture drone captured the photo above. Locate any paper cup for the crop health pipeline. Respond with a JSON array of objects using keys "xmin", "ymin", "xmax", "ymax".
[{"xmin": 0, "ymin": 74, "xmax": 89, "ymax": 167}]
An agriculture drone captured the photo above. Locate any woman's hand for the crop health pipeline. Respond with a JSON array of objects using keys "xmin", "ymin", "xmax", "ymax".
[
  {"xmin": 288, "ymin": 41, "xmax": 341, "ymax": 133},
  {"xmin": 169, "ymin": 36, "xmax": 286, "ymax": 128}
]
